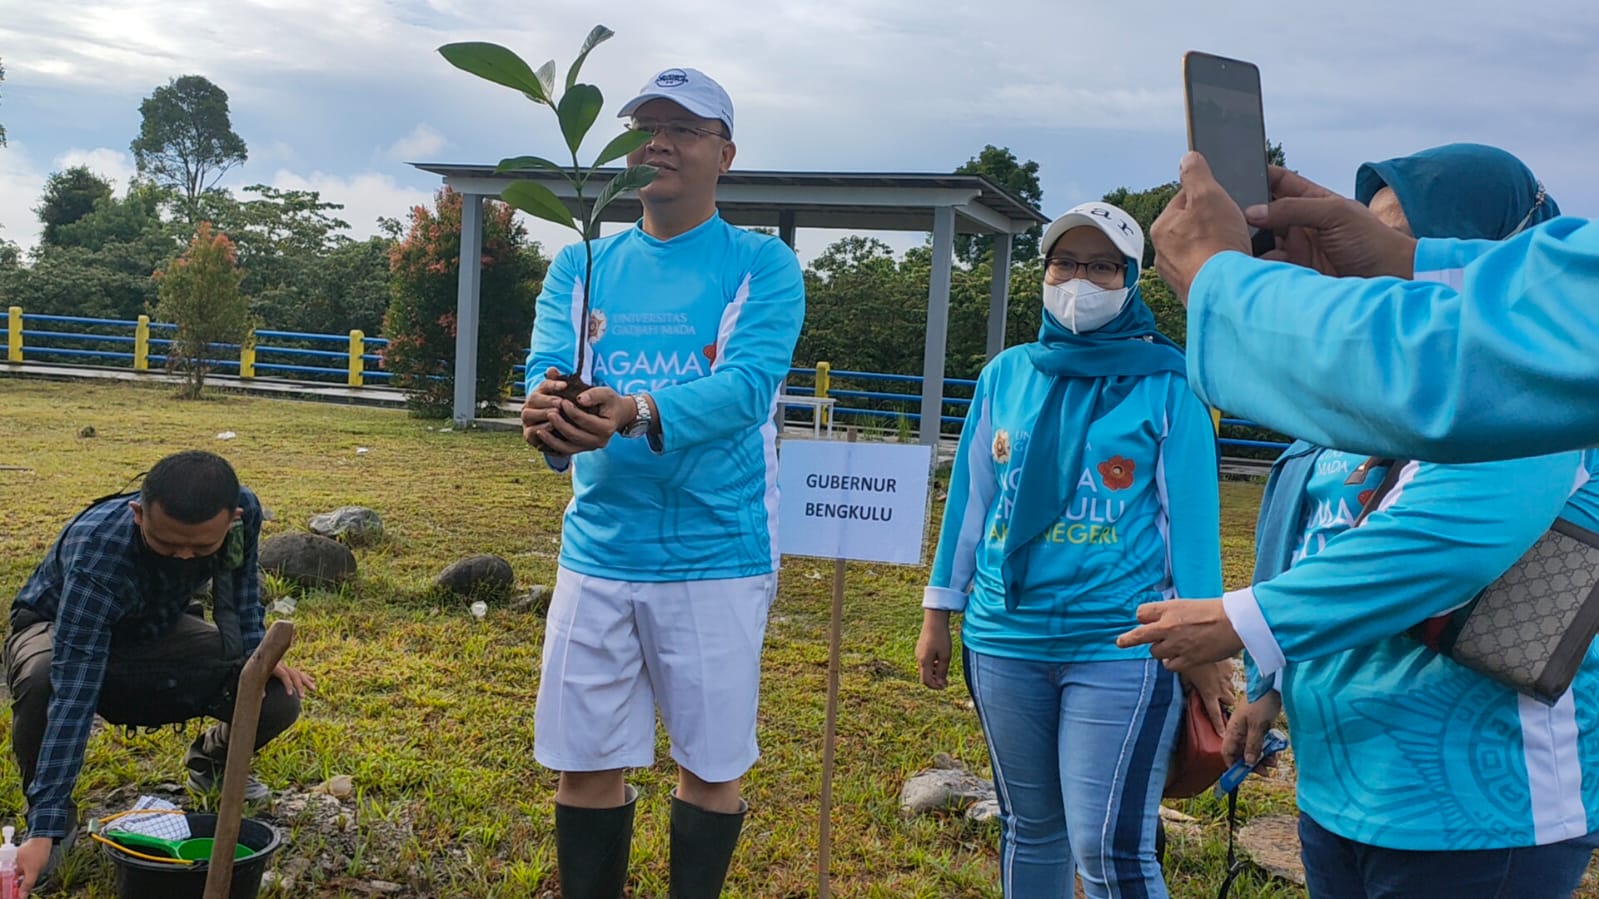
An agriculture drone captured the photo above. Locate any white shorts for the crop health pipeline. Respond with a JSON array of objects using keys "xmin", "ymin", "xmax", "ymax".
[{"xmin": 533, "ymin": 566, "xmax": 776, "ymax": 783}]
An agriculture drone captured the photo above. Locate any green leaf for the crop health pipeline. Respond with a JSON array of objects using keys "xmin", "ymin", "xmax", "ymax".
[
  {"xmin": 501, "ymin": 182, "xmax": 576, "ymax": 232},
  {"xmin": 590, "ymin": 165, "xmax": 657, "ymax": 221},
  {"xmin": 438, "ymin": 43, "xmax": 548, "ymax": 104},
  {"xmin": 567, "ymin": 26, "xmax": 614, "ymax": 91},
  {"xmin": 495, "ymin": 155, "xmax": 564, "ymax": 174},
  {"xmin": 590, "ymin": 129, "xmax": 652, "ymax": 168},
  {"xmin": 535, "ymin": 60, "xmax": 557, "ymax": 102},
  {"xmin": 557, "ymin": 84, "xmax": 603, "ymax": 155}
]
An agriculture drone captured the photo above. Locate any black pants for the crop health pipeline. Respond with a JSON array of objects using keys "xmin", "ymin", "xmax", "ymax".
[{"xmin": 4, "ymin": 615, "xmax": 301, "ymax": 796}]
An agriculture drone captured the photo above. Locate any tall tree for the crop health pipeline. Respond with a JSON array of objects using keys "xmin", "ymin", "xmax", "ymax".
[
  {"xmin": 36, "ymin": 167, "xmax": 114, "ymax": 246},
  {"xmin": 1, "ymin": 57, "xmax": 8, "ymax": 146},
  {"xmin": 131, "ymin": 75, "xmax": 248, "ymax": 221},
  {"xmin": 954, "ymin": 145, "xmax": 1044, "ymax": 264}
]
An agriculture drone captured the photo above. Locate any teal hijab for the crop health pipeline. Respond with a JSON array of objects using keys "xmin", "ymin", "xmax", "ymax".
[
  {"xmin": 1355, "ymin": 143, "xmax": 1559, "ymax": 240},
  {"xmin": 1001, "ymin": 260, "xmax": 1185, "ymax": 609}
]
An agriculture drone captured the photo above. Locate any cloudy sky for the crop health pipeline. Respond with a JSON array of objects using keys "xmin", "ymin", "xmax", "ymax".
[{"xmin": 2, "ymin": 0, "xmax": 1595, "ymax": 261}]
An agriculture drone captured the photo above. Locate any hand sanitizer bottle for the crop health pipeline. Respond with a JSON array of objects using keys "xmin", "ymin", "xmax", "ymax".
[{"xmin": 0, "ymin": 825, "xmax": 19, "ymax": 899}]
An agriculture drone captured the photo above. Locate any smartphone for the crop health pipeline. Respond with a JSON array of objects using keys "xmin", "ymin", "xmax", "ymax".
[{"xmin": 1183, "ymin": 51, "xmax": 1275, "ymax": 256}]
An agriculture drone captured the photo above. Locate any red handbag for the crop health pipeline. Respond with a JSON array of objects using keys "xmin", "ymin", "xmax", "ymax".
[{"xmin": 1164, "ymin": 687, "xmax": 1229, "ymax": 799}]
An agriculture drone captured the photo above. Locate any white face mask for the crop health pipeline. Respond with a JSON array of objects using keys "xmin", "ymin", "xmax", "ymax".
[{"xmin": 1042, "ymin": 279, "xmax": 1131, "ymax": 334}]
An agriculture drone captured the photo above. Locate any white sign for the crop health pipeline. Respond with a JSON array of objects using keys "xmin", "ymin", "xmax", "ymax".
[{"xmin": 778, "ymin": 440, "xmax": 933, "ymax": 565}]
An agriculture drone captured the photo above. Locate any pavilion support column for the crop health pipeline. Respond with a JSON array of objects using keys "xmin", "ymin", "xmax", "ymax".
[
  {"xmin": 919, "ymin": 205, "xmax": 955, "ymax": 447},
  {"xmin": 986, "ymin": 233, "xmax": 1013, "ymax": 360},
  {"xmin": 778, "ymin": 210, "xmax": 797, "ymax": 250},
  {"xmin": 774, "ymin": 209, "xmax": 800, "ymax": 437},
  {"xmin": 452, "ymin": 193, "xmax": 484, "ymax": 427}
]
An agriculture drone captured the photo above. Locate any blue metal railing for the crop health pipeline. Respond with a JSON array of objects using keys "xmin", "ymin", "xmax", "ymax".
[{"xmin": 4, "ymin": 311, "xmax": 1289, "ymax": 454}]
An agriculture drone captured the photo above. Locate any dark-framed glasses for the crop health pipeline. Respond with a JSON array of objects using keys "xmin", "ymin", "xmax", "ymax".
[{"xmin": 1046, "ymin": 256, "xmax": 1125, "ymax": 283}]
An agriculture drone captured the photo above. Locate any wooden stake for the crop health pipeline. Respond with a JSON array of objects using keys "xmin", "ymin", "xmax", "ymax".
[{"xmin": 818, "ymin": 428, "xmax": 856, "ymax": 899}]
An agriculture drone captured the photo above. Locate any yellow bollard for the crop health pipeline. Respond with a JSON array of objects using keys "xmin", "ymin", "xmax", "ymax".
[
  {"xmin": 348, "ymin": 330, "xmax": 364, "ymax": 387},
  {"xmin": 239, "ymin": 329, "xmax": 256, "ymax": 379},
  {"xmin": 815, "ymin": 361, "xmax": 831, "ymax": 426},
  {"xmin": 7, "ymin": 306, "xmax": 21, "ymax": 362},
  {"xmin": 134, "ymin": 315, "xmax": 150, "ymax": 371}
]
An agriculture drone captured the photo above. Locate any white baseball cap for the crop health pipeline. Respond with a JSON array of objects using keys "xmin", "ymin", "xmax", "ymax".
[
  {"xmin": 1040, "ymin": 201, "xmax": 1144, "ymax": 264},
  {"xmin": 617, "ymin": 68, "xmax": 735, "ymax": 139}
]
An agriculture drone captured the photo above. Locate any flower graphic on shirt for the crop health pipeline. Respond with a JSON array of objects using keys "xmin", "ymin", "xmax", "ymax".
[
  {"xmin": 702, "ymin": 342, "xmax": 718, "ymax": 365},
  {"xmin": 992, "ymin": 429, "xmax": 1011, "ymax": 464},
  {"xmin": 1098, "ymin": 455, "xmax": 1135, "ymax": 491},
  {"xmin": 587, "ymin": 311, "xmax": 607, "ymax": 342}
]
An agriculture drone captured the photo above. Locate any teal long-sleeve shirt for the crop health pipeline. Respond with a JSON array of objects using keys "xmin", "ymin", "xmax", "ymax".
[
  {"xmin": 527, "ymin": 213, "xmax": 805, "ymax": 582},
  {"xmin": 924, "ymin": 348, "xmax": 1222, "ymax": 661},
  {"xmin": 1232, "ymin": 448, "xmax": 1598, "ymax": 850},
  {"xmin": 1187, "ymin": 216, "xmax": 1599, "ymax": 463}
]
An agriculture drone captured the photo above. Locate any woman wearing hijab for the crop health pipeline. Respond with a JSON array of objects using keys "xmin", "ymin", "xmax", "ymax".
[
  {"xmin": 1356, "ymin": 142, "xmax": 1558, "ymax": 240},
  {"xmin": 916, "ymin": 201, "xmax": 1229, "ymax": 897},
  {"xmin": 1223, "ymin": 145, "xmax": 1599, "ymax": 898}
]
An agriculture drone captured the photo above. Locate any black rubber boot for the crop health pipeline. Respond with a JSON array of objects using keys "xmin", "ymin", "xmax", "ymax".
[
  {"xmin": 554, "ymin": 785, "xmax": 637, "ymax": 899},
  {"xmin": 669, "ymin": 794, "xmax": 747, "ymax": 899}
]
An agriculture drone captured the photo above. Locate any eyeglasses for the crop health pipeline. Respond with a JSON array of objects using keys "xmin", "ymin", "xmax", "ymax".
[
  {"xmin": 625, "ymin": 120, "xmax": 727, "ymax": 143},
  {"xmin": 1045, "ymin": 256, "xmax": 1125, "ymax": 283}
]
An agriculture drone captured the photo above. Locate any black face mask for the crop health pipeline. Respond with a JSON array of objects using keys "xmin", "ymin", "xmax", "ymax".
[{"xmin": 136, "ymin": 528, "xmax": 218, "ymax": 580}]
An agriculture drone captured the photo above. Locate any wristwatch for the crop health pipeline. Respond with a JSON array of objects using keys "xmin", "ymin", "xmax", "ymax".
[{"xmin": 621, "ymin": 393, "xmax": 653, "ymax": 439}]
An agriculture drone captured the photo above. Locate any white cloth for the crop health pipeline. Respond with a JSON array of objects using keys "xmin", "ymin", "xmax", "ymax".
[
  {"xmin": 108, "ymin": 796, "xmax": 189, "ymax": 841},
  {"xmin": 534, "ymin": 567, "xmax": 776, "ymax": 783}
]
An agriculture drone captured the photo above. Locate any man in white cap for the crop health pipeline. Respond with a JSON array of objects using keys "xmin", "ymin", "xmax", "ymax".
[{"xmin": 519, "ymin": 67, "xmax": 805, "ymax": 898}]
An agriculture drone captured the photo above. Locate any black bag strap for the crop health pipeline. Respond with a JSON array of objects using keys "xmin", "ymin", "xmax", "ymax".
[
  {"xmin": 1351, "ymin": 457, "xmax": 1410, "ymax": 526},
  {"xmin": 1216, "ymin": 788, "xmax": 1243, "ymax": 899}
]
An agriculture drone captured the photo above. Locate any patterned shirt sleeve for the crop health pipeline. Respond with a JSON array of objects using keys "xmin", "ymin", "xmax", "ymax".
[{"xmin": 26, "ymin": 523, "xmax": 129, "ymax": 838}]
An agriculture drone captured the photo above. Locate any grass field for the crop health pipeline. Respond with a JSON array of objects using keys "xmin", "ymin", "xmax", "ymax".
[{"xmin": 3, "ymin": 375, "xmax": 1576, "ymax": 898}]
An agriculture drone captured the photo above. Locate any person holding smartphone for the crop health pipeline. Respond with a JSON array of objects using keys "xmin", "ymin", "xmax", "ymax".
[
  {"xmin": 917, "ymin": 201, "xmax": 1229, "ymax": 898},
  {"xmin": 1145, "ymin": 147, "xmax": 1599, "ymax": 898},
  {"xmin": 1150, "ymin": 149, "xmax": 1599, "ymax": 464}
]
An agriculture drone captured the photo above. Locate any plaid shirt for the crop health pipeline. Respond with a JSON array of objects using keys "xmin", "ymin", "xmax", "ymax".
[{"xmin": 10, "ymin": 489, "xmax": 264, "ymax": 838}]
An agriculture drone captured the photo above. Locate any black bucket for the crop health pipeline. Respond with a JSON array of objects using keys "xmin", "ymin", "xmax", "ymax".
[{"xmin": 104, "ymin": 812, "xmax": 281, "ymax": 899}]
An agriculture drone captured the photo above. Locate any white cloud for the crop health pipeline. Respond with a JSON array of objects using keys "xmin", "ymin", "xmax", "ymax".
[
  {"xmin": 55, "ymin": 147, "xmax": 136, "ymax": 192},
  {"xmin": 0, "ymin": 143, "xmax": 47, "ymax": 250},
  {"xmin": 4, "ymin": 0, "xmax": 1598, "ymax": 269},
  {"xmin": 0, "ymin": 147, "xmax": 140, "ymax": 252},
  {"xmin": 385, "ymin": 124, "xmax": 447, "ymax": 162},
  {"xmin": 267, "ymin": 168, "xmax": 434, "ymax": 241}
]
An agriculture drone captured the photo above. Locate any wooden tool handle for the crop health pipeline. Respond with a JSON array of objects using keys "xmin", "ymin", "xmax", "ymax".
[{"xmin": 204, "ymin": 620, "xmax": 294, "ymax": 898}]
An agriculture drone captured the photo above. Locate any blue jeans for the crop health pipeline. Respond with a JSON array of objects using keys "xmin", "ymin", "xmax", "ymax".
[
  {"xmin": 963, "ymin": 648, "xmax": 1181, "ymax": 899},
  {"xmin": 1298, "ymin": 813, "xmax": 1599, "ymax": 898}
]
